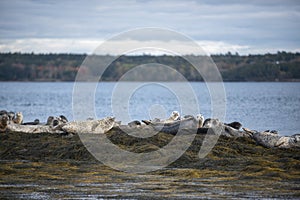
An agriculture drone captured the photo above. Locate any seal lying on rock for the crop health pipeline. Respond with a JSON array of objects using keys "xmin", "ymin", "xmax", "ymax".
[
  {"xmin": 224, "ymin": 121, "xmax": 242, "ymax": 130},
  {"xmin": 142, "ymin": 112, "xmax": 201, "ymax": 135},
  {"xmin": 5, "ymin": 113, "xmax": 68, "ymax": 134},
  {"xmin": 148, "ymin": 116, "xmax": 198, "ymax": 135},
  {"xmin": 169, "ymin": 111, "xmax": 180, "ymax": 121},
  {"xmin": 128, "ymin": 120, "xmax": 141, "ymax": 127},
  {"xmin": 22, "ymin": 119, "xmax": 40, "ymax": 125},
  {"xmin": 6, "ymin": 123, "xmax": 65, "ymax": 134},
  {"xmin": 196, "ymin": 114, "xmax": 204, "ymax": 128},
  {"xmin": 142, "ymin": 111, "xmax": 181, "ymax": 125},
  {"xmin": 0, "ymin": 114, "xmax": 9, "ymax": 132},
  {"xmin": 243, "ymin": 128, "xmax": 300, "ymax": 148},
  {"xmin": 46, "ymin": 115, "xmax": 68, "ymax": 129},
  {"xmin": 62, "ymin": 117, "xmax": 116, "ymax": 134},
  {"xmin": 8, "ymin": 111, "xmax": 15, "ymax": 122},
  {"xmin": 13, "ymin": 112, "xmax": 23, "ymax": 124},
  {"xmin": 203, "ymin": 118, "xmax": 248, "ymax": 137}
]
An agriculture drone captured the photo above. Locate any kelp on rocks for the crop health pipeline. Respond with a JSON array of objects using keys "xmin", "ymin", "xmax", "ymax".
[{"xmin": 1, "ymin": 127, "xmax": 300, "ymax": 168}]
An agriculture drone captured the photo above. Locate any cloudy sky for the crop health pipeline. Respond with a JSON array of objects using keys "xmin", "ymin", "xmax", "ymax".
[{"xmin": 0, "ymin": 0, "xmax": 299, "ymax": 55}]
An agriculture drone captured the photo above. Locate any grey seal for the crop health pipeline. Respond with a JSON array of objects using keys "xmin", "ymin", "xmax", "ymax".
[
  {"xmin": 196, "ymin": 114, "xmax": 204, "ymax": 128},
  {"xmin": 0, "ymin": 114, "xmax": 9, "ymax": 132},
  {"xmin": 13, "ymin": 112, "xmax": 23, "ymax": 124},
  {"xmin": 243, "ymin": 128, "xmax": 300, "ymax": 148},
  {"xmin": 128, "ymin": 120, "xmax": 141, "ymax": 127},
  {"xmin": 224, "ymin": 121, "xmax": 242, "ymax": 130},
  {"xmin": 8, "ymin": 111, "xmax": 15, "ymax": 121},
  {"xmin": 23, "ymin": 119, "xmax": 40, "ymax": 125}
]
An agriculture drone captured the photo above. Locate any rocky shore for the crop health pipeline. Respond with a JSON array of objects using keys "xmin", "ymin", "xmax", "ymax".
[
  {"xmin": 0, "ymin": 129, "xmax": 300, "ymax": 199},
  {"xmin": 1, "ymin": 111, "xmax": 300, "ymax": 198}
]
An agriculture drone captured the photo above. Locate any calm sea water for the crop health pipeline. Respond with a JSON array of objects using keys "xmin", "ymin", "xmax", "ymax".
[{"xmin": 0, "ymin": 82, "xmax": 299, "ymax": 136}]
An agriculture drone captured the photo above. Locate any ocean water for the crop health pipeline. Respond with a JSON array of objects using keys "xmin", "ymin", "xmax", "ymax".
[{"xmin": 0, "ymin": 82, "xmax": 299, "ymax": 136}]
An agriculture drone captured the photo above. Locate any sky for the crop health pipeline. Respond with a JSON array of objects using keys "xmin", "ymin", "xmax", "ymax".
[{"xmin": 0, "ymin": 0, "xmax": 299, "ymax": 55}]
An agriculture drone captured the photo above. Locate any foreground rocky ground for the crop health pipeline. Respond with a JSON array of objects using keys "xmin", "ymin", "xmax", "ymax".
[{"xmin": 0, "ymin": 128, "xmax": 300, "ymax": 199}]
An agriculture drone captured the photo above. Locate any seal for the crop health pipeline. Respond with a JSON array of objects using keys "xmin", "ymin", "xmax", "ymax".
[
  {"xmin": 196, "ymin": 114, "xmax": 204, "ymax": 128},
  {"xmin": 0, "ymin": 114, "xmax": 9, "ymax": 132},
  {"xmin": 62, "ymin": 116, "xmax": 116, "ymax": 134},
  {"xmin": 46, "ymin": 115, "xmax": 68, "ymax": 129},
  {"xmin": 52, "ymin": 119, "xmax": 59, "ymax": 127},
  {"xmin": 128, "ymin": 120, "xmax": 141, "ymax": 127},
  {"xmin": 203, "ymin": 118, "xmax": 221, "ymax": 128},
  {"xmin": 168, "ymin": 111, "xmax": 180, "ymax": 121},
  {"xmin": 13, "ymin": 112, "xmax": 23, "ymax": 124},
  {"xmin": 7, "ymin": 111, "xmax": 15, "ymax": 122},
  {"xmin": 141, "ymin": 114, "xmax": 198, "ymax": 135},
  {"xmin": 203, "ymin": 118, "xmax": 247, "ymax": 137},
  {"xmin": 46, "ymin": 116, "xmax": 54, "ymax": 125},
  {"xmin": 59, "ymin": 115, "xmax": 68, "ymax": 123},
  {"xmin": 22, "ymin": 119, "xmax": 40, "ymax": 125},
  {"xmin": 0, "ymin": 110, "xmax": 7, "ymax": 116},
  {"xmin": 142, "ymin": 111, "xmax": 180, "ymax": 125},
  {"xmin": 225, "ymin": 121, "xmax": 242, "ymax": 130},
  {"xmin": 242, "ymin": 128, "xmax": 300, "ymax": 148}
]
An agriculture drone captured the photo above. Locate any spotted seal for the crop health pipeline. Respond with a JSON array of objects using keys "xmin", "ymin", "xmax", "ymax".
[
  {"xmin": 225, "ymin": 121, "xmax": 242, "ymax": 130},
  {"xmin": 62, "ymin": 116, "xmax": 116, "ymax": 134},
  {"xmin": 46, "ymin": 116, "xmax": 55, "ymax": 125},
  {"xmin": 0, "ymin": 114, "xmax": 9, "ymax": 132},
  {"xmin": 7, "ymin": 111, "xmax": 15, "ymax": 122},
  {"xmin": 22, "ymin": 119, "xmax": 40, "ymax": 125},
  {"xmin": 168, "ymin": 111, "xmax": 180, "ymax": 121},
  {"xmin": 13, "ymin": 112, "xmax": 23, "ymax": 124},
  {"xmin": 0, "ymin": 110, "xmax": 7, "ymax": 115},
  {"xmin": 196, "ymin": 114, "xmax": 204, "ymax": 128},
  {"xmin": 142, "ymin": 111, "xmax": 181, "ymax": 125},
  {"xmin": 141, "ymin": 112, "xmax": 198, "ymax": 135},
  {"xmin": 203, "ymin": 118, "xmax": 247, "ymax": 137},
  {"xmin": 128, "ymin": 120, "xmax": 142, "ymax": 127},
  {"xmin": 243, "ymin": 128, "xmax": 300, "ymax": 148},
  {"xmin": 59, "ymin": 115, "xmax": 68, "ymax": 123},
  {"xmin": 46, "ymin": 115, "xmax": 68, "ymax": 128}
]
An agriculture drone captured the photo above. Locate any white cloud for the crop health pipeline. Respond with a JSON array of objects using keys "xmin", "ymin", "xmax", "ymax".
[
  {"xmin": 0, "ymin": 0, "xmax": 299, "ymax": 54},
  {"xmin": 0, "ymin": 38, "xmax": 99, "ymax": 54},
  {"xmin": 0, "ymin": 38, "xmax": 280, "ymax": 55}
]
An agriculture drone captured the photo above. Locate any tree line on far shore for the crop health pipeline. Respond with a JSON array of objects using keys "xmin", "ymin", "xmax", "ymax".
[{"xmin": 0, "ymin": 51, "xmax": 299, "ymax": 82}]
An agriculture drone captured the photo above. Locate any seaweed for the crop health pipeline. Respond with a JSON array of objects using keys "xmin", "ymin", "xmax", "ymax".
[{"xmin": 0, "ymin": 130, "xmax": 299, "ymax": 199}]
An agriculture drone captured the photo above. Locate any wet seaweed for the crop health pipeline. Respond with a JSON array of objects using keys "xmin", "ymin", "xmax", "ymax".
[{"xmin": 0, "ymin": 130, "xmax": 299, "ymax": 199}]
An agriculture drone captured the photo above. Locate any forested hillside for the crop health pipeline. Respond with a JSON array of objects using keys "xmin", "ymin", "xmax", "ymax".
[{"xmin": 0, "ymin": 52, "xmax": 299, "ymax": 81}]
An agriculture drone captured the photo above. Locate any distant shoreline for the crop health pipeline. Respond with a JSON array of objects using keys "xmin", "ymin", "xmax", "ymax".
[
  {"xmin": 1, "ymin": 52, "xmax": 299, "ymax": 82},
  {"xmin": 1, "ymin": 80, "xmax": 300, "ymax": 82}
]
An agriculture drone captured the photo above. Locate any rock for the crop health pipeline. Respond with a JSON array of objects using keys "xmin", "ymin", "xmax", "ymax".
[{"xmin": 62, "ymin": 117, "xmax": 116, "ymax": 134}]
